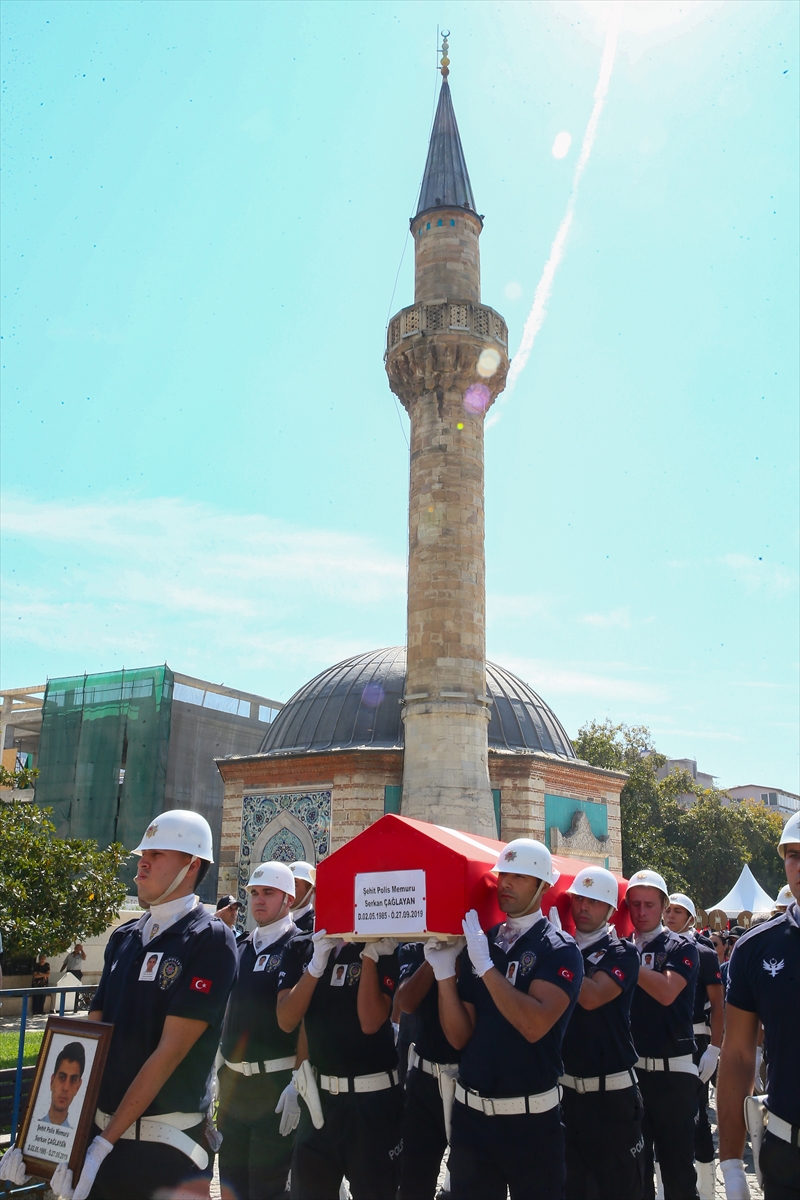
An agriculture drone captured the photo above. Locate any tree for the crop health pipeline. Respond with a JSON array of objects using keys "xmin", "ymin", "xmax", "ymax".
[
  {"xmin": 0, "ymin": 802, "xmax": 127, "ymax": 959},
  {"xmin": 0, "ymin": 763, "xmax": 39, "ymax": 791},
  {"xmin": 573, "ymin": 720, "xmax": 787, "ymax": 909}
]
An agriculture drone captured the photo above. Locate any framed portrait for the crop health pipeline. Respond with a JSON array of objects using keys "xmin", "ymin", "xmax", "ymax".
[{"xmin": 16, "ymin": 1017, "xmax": 113, "ymax": 1181}]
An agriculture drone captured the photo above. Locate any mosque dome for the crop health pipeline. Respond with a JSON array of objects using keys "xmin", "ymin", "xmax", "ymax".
[{"xmin": 258, "ymin": 647, "xmax": 576, "ymax": 760}]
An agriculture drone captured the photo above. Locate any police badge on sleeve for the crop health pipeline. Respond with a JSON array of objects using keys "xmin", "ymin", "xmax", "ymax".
[{"xmin": 158, "ymin": 957, "xmax": 183, "ymax": 991}]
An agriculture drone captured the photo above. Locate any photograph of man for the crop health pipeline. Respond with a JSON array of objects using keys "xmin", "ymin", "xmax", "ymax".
[
  {"xmin": 38, "ymin": 1043, "xmax": 85, "ymax": 1128},
  {"xmin": 332, "ymin": 963, "xmax": 347, "ymax": 985}
]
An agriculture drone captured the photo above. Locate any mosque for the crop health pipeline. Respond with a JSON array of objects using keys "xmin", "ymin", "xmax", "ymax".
[{"xmin": 216, "ymin": 42, "xmax": 625, "ymax": 907}]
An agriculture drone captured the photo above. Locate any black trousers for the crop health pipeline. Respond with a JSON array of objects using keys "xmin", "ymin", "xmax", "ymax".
[
  {"xmin": 692, "ymin": 1037, "xmax": 714, "ymax": 1165},
  {"xmin": 761, "ymin": 1132, "xmax": 800, "ymax": 1200},
  {"xmin": 562, "ymin": 1083, "xmax": 644, "ymax": 1200},
  {"xmin": 290, "ymin": 1083, "xmax": 403, "ymax": 1200},
  {"xmin": 87, "ymin": 1122, "xmax": 212, "ymax": 1200},
  {"xmin": 399, "ymin": 1067, "xmax": 448, "ymax": 1200},
  {"xmin": 449, "ymin": 1095, "xmax": 565, "ymax": 1200},
  {"xmin": 637, "ymin": 1070, "xmax": 699, "ymax": 1200},
  {"xmin": 217, "ymin": 1065, "xmax": 293, "ymax": 1200}
]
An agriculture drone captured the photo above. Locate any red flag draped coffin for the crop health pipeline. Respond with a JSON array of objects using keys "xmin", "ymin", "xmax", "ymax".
[{"xmin": 315, "ymin": 814, "xmax": 632, "ymax": 940}]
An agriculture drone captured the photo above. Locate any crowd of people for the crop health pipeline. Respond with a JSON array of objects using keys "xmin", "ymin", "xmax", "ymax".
[{"xmin": 1, "ymin": 806, "xmax": 797, "ymax": 1200}]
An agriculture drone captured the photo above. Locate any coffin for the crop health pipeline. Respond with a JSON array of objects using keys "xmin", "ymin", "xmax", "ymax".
[{"xmin": 315, "ymin": 814, "xmax": 632, "ymax": 940}]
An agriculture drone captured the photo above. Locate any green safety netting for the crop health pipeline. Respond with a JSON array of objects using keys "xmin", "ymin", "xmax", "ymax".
[{"xmin": 35, "ymin": 666, "xmax": 174, "ymax": 892}]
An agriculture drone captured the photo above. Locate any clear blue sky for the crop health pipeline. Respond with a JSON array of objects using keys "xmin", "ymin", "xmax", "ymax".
[{"xmin": 2, "ymin": 0, "xmax": 798, "ymax": 791}]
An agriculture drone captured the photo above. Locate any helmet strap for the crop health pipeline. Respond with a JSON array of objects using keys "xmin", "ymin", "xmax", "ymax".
[
  {"xmin": 507, "ymin": 879, "xmax": 549, "ymax": 919},
  {"xmin": 152, "ymin": 857, "xmax": 197, "ymax": 906},
  {"xmin": 291, "ymin": 884, "xmax": 315, "ymax": 912}
]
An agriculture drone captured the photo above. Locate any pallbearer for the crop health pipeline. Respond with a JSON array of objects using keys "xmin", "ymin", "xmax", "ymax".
[
  {"xmin": 560, "ymin": 867, "xmax": 643, "ymax": 1200},
  {"xmin": 289, "ymin": 861, "xmax": 317, "ymax": 934},
  {"xmin": 218, "ymin": 861, "xmax": 311, "ymax": 1200},
  {"xmin": 627, "ymin": 869, "xmax": 700, "ymax": 1200},
  {"xmin": 52, "ymin": 810, "xmax": 237, "ymax": 1200},
  {"xmin": 430, "ymin": 838, "xmax": 583, "ymax": 1200}
]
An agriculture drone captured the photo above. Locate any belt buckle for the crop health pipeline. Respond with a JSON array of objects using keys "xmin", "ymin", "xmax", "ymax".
[
  {"xmin": 329, "ymin": 1075, "xmax": 340, "ymax": 1096},
  {"xmin": 241, "ymin": 1061, "xmax": 253, "ymax": 1078},
  {"xmin": 574, "ymin": 1076, "xmax": 587, "ymax": 1095},
  {"xmin": 645, "ymin": 1057, "xmax": 656, "ymax": 1072},
  {"xmin": 482, "ymin": 1096, "xmax": 495, "ymax": 1116}
]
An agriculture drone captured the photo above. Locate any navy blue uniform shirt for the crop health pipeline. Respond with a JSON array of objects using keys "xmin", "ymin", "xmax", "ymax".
[
  {"xmin": 281, "ymin": 941, "xmax": 399, "ymax": 1078},
  {"xmin": 561, "ymin": 929, "xmax": 639, "ymax": 1079},
  {"xmin": 457, "ymin": 916, "xmax": 583, "ymax": 1098},
  {"xmin": 726, "ymin": 901, "xmax": 800, "ymax": 1125},
  {"xmin": 398, "ymin": 942, "xmax": 461, "ymax": 1065},
  {"xmin": 93, "ymin": 903, "xmax": 238, "ymax": 1116},
  {"xmin": 692, "ymin": 934, "xmax": 723, "ymax": 1027},
  {"xmin": 220, "ymin": 927, "xmax": 310, "ymax": 1064},
  {"xmin": 628, "ymin": 928, "xmax": 698, "ymax": 1059}
]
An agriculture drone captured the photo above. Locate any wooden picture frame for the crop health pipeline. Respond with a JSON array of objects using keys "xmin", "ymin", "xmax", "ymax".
[{"xmin": 16, "ymin": 1016, "xmax": 113, "ymax": 1181}]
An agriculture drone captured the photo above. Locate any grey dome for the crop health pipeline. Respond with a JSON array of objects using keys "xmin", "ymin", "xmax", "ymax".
[{"xmin": 259, "ymin": 647, "xmax": 575, "ymax": 760}]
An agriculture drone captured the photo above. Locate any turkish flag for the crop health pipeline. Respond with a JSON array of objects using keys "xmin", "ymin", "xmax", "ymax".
[{"xmin": 190, "ymin": 976, "xmax": 212, "ymax": 994}]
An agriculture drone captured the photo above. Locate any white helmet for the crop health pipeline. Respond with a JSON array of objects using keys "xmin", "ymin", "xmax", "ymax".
[
  {"xmin": 627, "ymin": 868, "xmax": 669, "ymax": 899},
  {"xmin": 778, "ymin": 811, "xmax": 800, "ymax": 859},
  {"xmin": 493, "ymin": 839, "xmax": 560, "ymax": 886},
  {"xmin": 774, "ymin": 884, "xmax": 793, "ymax": 909},
  {"xmin": 246, "ymin": 862, "xmax": 296, "ymax": 898},
  {"xmin": 290, "ymin": 861, "xmax": 317, "ymax": 886},
  {"xmin": 668, "ymin": 893, "xmax": 697, "ymax": 921},
  {"xmin": 133, "ymin": 810, "xmax": 214, "ymax": 862},
  {"xmin": 568, "ymin": 867, "xmax": 619, "ymax": 910}
]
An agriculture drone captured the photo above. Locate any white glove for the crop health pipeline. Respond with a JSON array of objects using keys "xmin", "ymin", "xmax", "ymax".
[
  {"xmin": 698, "ymin": 1042, "xmax": 720, "ymax": 1083},
  {"xmin": 361, "ymin": 938, "xmax": 398, "ymax": 962},
  {"xmin": 71, "ymin": 1135, "xmax": 114, "ymax": 1200},
  {"xmin": 424, "ymin": 937, "xmax": 466, "ymax": 981},
  {"xmin": 275, "ymin": 1080, "xmax": 301, "ymax": 1136},
  {"xmin": 51, "ymin": 1161, "xmax": 74, "ymax": 1199},
  {"xmin": 462, "ymin": 910, "xmax": 494, "ymax": 978},
  {"xmin": 0, "ymin": 1147, "xmax": 29, "ymax": 1185},
  {"xmin": 720, "ymin": 1158, "xmax": 751, "ymax": 1200},
  {"xmin": 308, "ymin": 930, "xmax": 338, "ymax": 978}
]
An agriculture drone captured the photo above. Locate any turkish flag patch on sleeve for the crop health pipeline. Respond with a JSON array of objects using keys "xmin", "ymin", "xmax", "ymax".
[
  {"xmin": 683, "ymin": 958, "xmax": 693, "ymax": 968},
  {"xmin": 559, "ymin": 967, "xmax": 574, "ymax": 982},
  {"xmin": 383, "ymin": 976, "xmax": 395, "ymax": 991},
  {"xmin": 190, "ymin": 976, "xmax": 213, "ymax": 994},
  {"xmin": 612, "ymin": 967, "xmax": 625, "ymax": 982}
]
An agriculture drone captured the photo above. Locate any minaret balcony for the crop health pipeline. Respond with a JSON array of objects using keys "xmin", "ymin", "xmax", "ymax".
[{"xmin": 386, "ymin": 302, "xmax": 507, "ymax": 358}]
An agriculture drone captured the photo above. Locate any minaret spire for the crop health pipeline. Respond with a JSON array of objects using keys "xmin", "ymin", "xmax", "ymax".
[{"xmin": 384, "ymin": 44, "xmax": 510, "ymax": 836}]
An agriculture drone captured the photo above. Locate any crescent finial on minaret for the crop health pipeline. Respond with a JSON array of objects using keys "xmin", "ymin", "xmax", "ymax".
[{"xmin": 440, "ymin": 30, "xmax": 450, "ymax": 78}]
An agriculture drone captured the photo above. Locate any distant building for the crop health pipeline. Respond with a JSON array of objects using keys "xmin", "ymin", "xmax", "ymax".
[
  {"xmin": 725, "ymin": 784, "xmax": 800, "ymax": 819},
  {"xmin": 654, "ymin": 757, "xmax": 716, "ymax": 807},
  {"xmin": 1, "ymin": 666, "xmax": 282, "ymax": 902}
]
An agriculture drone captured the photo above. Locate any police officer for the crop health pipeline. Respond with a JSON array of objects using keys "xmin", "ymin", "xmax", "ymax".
[
  {"xmin": 49, "ymin": 810, "xmax": 237, "ymax": 1200},
  {"xmin": 718, "ymin": 809, "xmax": 800, "ymax": 1200},
  {"xmin": 429, "ymin": 838, "xmax": 583, "ymax": 1200},
  {"xmin": 215, "ymin": 894, "xmax": 246, "ymax": 942},
  {"xmin": 276, "ymin": 930, "xmax": 403, "ymax": 1199},
  {"xmin": 396, "ymin": 940, "xmax": 462, "ymax": 1199},
  {"xmin": 217, "ymin": 861, "xmax": 311, "ymax": 1200},
  {"xmin": 664, "ymin": 893, "xmax": 724, "ymax": 1200},
  {"xmin": 560, "ymin": 866, "xmax": 642, "ymax": 1200},
  {"xmin": 627, "ymin": 868, "xmax": 700, "ymax": 1200},
  {"xmin": 289, "ymin": 861, "xmax": 317, "ymax": 934}
]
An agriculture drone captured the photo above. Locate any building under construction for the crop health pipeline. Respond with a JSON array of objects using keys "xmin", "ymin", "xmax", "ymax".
[{"xmin": 0, "ymin": 666, "xmax": 282, "ymax": 902}]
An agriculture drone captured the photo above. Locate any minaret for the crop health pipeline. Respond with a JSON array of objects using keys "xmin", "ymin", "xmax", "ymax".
[{"xmin": 386, "ymin": 37, "xmax": 509, "ymax": 836}]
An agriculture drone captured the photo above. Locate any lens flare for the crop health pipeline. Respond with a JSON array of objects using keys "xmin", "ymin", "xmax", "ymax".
[
  {"xmin": 457, "ymin": 422, "xmax": 464, "ymax": 429},
  {"xmin": 552, "ymin": 131, "xmax": 572, "ymax": 159},
  {"xmin": 361, "ymin": 683, "xmax": 385, "ymax": 708},
  {"xmin": 464, "ymin": 383, "xmax": 490, "ymax": 414},
  {"xmin": 477, "ymin": 348, "xmax": 501, "ymax": 378}
]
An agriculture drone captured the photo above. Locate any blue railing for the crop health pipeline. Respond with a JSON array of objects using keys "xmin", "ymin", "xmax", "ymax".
[{"xmin": 1, "ymin": 986, "xmax": 95, "ymax": 1142}]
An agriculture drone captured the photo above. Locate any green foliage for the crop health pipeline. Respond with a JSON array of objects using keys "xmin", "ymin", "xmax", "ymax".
[
  {"xmin": 0, "ymin": 803, "xmax": 127, "ymax": 959},
  {"xmin": 573, "ymin": 720, "xmax": 786, "ymax": 908},
  {"xmin": 0, "ymin": 764, "xmax": 39, "ymax": 791},
  {"xmin": 0, "ymin": 1031, "xmax": 43, "ymax": 1070}
]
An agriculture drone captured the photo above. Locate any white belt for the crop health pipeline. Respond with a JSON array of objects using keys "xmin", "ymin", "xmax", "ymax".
[
  {"xmin": 224, "ymin": 1055, "xmax": 295, "ymax": 1076},
  {"xmin": 636, "ymin": 1054, "xmax": 698, "ymax": 1076},
  {"xmin": 767, "ymin": 1111, "xmax": 800, "ymax": 1147},
  {"xmin": 95, "ymin": 1108, "xmax": 208, "ymax": 1170},
  {"xmin": 408, "ymin": 1045, "xmax": 459, "ymax": 1079},
  {"xmin": 560, "ymin": 1068, "xmax": 637, "ymax": 1094},
  {"xmin": 693, "ymin": 1022, "xmax": 711, "ymax": 1035},
  {"xmin": 319, "ymin": 1068, "xmax": 399, "ymax": 1095},
  {"xmin": 454, "ymin": 1081, "xmax": 560, "ymax": 1117}
]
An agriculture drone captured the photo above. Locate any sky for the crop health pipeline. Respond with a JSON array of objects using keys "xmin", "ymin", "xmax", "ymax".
[{"xmin": 1, "ymin": 0, "xmax": 798, "ymax": 791}]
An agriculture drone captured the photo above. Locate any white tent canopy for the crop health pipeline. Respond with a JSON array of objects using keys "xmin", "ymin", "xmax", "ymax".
[{"xmin": 708, "ymin": 864, "xmax": 775, "ymax": 917}]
